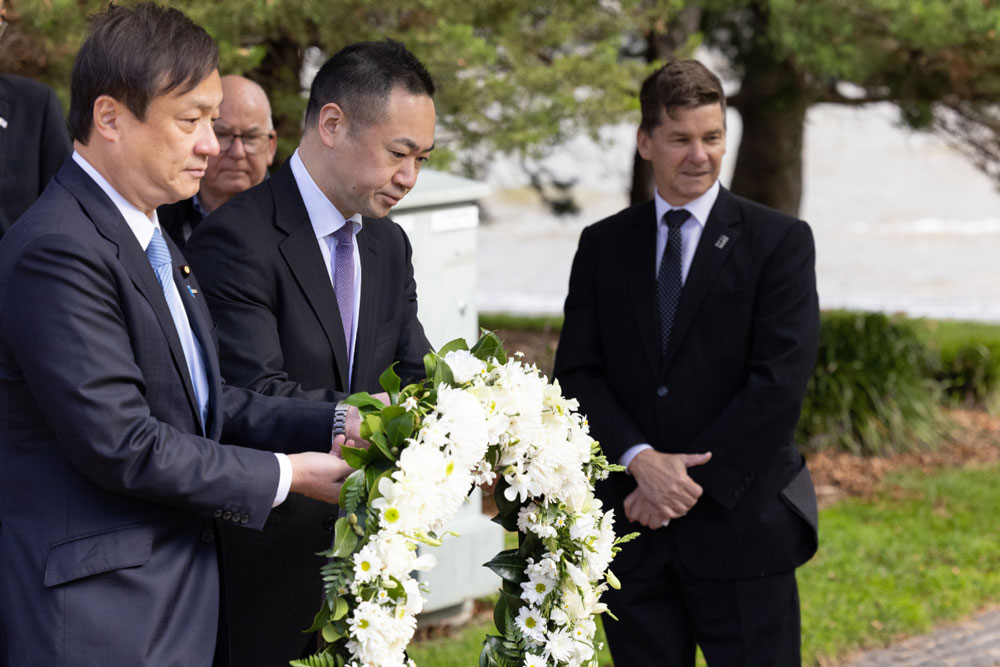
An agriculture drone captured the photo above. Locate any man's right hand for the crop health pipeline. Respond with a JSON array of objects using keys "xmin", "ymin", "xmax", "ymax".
[
  {"xmin": 624, "ymin": 449, "xmax": 711, "ymax": 528},
  {"xmin": 286, "ymin": 451, "xmax": 354, "ymax": 504}
]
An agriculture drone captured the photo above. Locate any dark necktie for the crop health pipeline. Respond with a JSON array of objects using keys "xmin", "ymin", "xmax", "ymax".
[
  {"xmin": 656, "ymin": 209, "xmax": 689, "ymax": 353},
  {"xmin": 332, "ymin": 224, "xmax": 355, "ymax": 363}
]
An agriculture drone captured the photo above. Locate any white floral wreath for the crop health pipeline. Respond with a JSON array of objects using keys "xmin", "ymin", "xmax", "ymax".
[{"xmin": 293, "ymin": 333, "xmax": 636, "ymax": 667}]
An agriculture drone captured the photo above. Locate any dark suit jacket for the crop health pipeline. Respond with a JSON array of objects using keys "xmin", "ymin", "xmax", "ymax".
[
  {"xmin": 157, "ymin": 195, "xmax": 203, "ymax": 252},
  {"xmin": 554, "ymin": 187, "xmax": 820, "ymax": 582},
  {"xmin": 0, "ymin": 74, "xmax": 71, "ymax": 236},
  {"xmin": 185, "ymin": 160, "xmax": 430, "ymax": 666},
  {"xmin": 0, "ymin": 159, "xmax": 336, "ymax": 667}
]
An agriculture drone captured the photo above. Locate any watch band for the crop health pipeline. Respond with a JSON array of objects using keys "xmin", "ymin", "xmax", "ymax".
[{"xmin": 333, "ymin": 400, "xmax": 349, "ymax": 439}]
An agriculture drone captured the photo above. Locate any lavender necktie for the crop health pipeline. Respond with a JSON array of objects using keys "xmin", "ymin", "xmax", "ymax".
[{"xmin": 332, "ymin": 224, "xmax": 355, "ymax": 362}]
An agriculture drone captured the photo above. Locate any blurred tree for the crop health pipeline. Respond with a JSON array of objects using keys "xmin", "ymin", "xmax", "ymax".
[{"xmin": 4, "ymin": 1, "xmax": 999, "ymax": 217}]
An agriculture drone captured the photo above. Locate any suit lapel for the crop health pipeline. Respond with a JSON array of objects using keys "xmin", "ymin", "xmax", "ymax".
[
  {"xmin": 175, "ymin": 261, "xmax": 218, "ymax": 438},
  {"xmin": 351, "ymin": 225, "xmax": 382, "ymax": 392},
  {"xmin": 272, "ymin": 164, "xmax": 351, "ymax": 390},
  {"xmin": 624, "ymin": 201, "xmax": 662, "ymax": 371},
  {"xmin": 56, "ymin": 161, "xmax": 204, "ymax": 427},
  {"xmin": 660, "ymin": 187, "xmax": 743, "ymax": 372}
]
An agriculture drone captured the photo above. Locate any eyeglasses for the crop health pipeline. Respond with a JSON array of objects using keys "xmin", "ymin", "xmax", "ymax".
[{"xmin": 215, "ymin": 129, "xmax": 274, "ymax": 155}]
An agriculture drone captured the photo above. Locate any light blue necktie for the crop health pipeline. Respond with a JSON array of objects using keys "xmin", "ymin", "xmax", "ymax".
[{"xmin": 146, "ymin": 228, "xmax": 209, "ymax": 426}]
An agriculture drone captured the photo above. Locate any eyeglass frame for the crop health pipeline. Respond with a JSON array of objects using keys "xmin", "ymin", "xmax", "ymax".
[{"xmin": 214, "ymin": 128, "xmax": 275, "ymax": 156}]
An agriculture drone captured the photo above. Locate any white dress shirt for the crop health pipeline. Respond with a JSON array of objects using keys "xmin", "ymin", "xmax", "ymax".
[
  {"xmin": 620, "ymin": 180, "xmax": 722, "ymax": 471},
  {"xmin": 72, "ymin": 152, "xmax": 291, "ymax": 507},
  {"xmin": 289, "ymin": 150, "xmax": 363, "ymax": 386}
]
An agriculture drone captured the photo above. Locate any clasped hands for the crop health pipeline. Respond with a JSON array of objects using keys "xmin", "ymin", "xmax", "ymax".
[
  {"xmin": 286, "ymin": 392, "xmax": 389, "ymax": 504},
  {"xmin": 624, "ymin": 448, "xmax": 712, "ymax": 529}
]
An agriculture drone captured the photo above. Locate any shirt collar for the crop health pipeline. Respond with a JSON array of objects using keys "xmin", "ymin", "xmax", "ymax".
[
  {"xmin": 290, "ymin": 149, "xmax": 362, "ymax": 240},
  {"xmin": 653, "ymin": 179, "xmax": 721, "ymax": 230},
  {"xmin": 72, "ymin": 151, "xmax": 159, "ymax": 250}
]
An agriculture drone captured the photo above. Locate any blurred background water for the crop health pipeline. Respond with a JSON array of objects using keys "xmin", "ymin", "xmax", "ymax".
[{"xmin": 476, "ymin": 103, "xmax": 1000, "ymax": 323}]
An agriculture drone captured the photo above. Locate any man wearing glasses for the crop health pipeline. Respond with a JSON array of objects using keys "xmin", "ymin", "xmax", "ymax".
[{"xmin": 158, "ymin": 74, "xmax": 276, "ymax": 250}]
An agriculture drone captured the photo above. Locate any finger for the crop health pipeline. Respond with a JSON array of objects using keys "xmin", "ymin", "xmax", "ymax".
[
  {"xmin": 682, "ymin": 452, "xmax": 712, "ymax": 468},
  {"xmin": 331, "ymin": 434, "xmax": 346, "ymax": 456}
]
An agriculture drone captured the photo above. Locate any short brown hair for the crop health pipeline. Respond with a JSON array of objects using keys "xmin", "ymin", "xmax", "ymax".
[
  {"xmin": 639, "ymin": 60, "xmax": 725, "ymax": 132},
  {"xmin": 68, "ymin": 3, "xmax": 218, "ymax": 143}
]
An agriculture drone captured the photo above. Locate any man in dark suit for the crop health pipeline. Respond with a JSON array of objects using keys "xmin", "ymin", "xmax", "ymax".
[
  {"xmin": 158, "ymin": 75, "xmax": 276, "ymax": 251},
  {"xmin": 0, "ymin": 5, "xmax": 354, "ymax": 665},
  {"xmin": 0, "ymin": 0, "xmax": 72, "ymax": 235},
  {"xmin": 185, "ymin": 40, "xmax": 434, "ymax": 666},
  {"xmin": 554, "ymin": 60, "xmax": 820, "ymax": 666}
]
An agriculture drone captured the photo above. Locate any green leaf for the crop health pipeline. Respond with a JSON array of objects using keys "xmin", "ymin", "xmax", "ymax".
[
  {"xmin": 479, "ymin": 635, "xmax": 520, "ymax": 667},
  {"xmin": 331, "ymin": 595, "xmax": 349, "ymax": 621},
  {"xmin": 492, "ymin": 479, "xmax": 521, "ymax": 531},
  {"xmin": 422, "ymin": 352, "xmax": 437, "ymax": 382},
  {"xmin": 437, "ymin": 337, "xmax": 470, "ymax": 355},
  {"xmin": 340, "ymin": 445, "xmax": 369, "ymax": 469},
  {"xmin": 368, "ymin": 428, "xmax": 394, "ymax": 462},
  {"xmin": 471, "ymin": 330, "xmax": 507, "ymax": 364},
  {"xmin": 360, "ymin": 414, "xmax": 384, "ymax": 441},
  {"xmin": 331, "ymin": 517, "xmax": 358, "ymax": 558},
  {"xmin": 338, "ymin": 469, "xmax": 366, "ymax": 516},
  {"xmin": 320, "ymin": 622, "xmax": 343, "ymax": 643},
  {"xmin": 303, "ymin": 602, "xmax": 331, "ymax": 633},
  {"xmin": 289, "ymin": 651, "xmax": 337, "ymax": 667},
  {"xmin": 484, "ymin": 549, "xmax": 527, "ymax": 585},
  {"xmin": 344, "ymin": 392, "xmax": 387, "ymax": 411},
  {"xmin": 386, "ymin": 411, "xmax": 415, "ymax": 449},
  {"xmin": 379, "ymin": 362, "xmax": 402, "ymax": 404},
  {"xmin": 433, "ymin": 359, "xmax": 455, "ymax": 388}
]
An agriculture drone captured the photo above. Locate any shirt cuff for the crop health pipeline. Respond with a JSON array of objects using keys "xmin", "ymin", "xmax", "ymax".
[
  {"xmin": 272, "ymin": 453, "xmax": 292, "ymax": 507},
  {"xmin": 620, "ymin": 444, "xmax": 654, "ymax": 474}
]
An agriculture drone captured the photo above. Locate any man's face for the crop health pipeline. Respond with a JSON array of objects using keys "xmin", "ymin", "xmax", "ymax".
[
  {"xmin": 201, "ymin": 77, "xmax": 276, "ymax": 204},
  {"xmin": 114, "ymin": 70, "xmax": 222, "ymax": 214},
  {"xmin": 324, "ymin": 88, "xmax": 436, "ymax": 220},
  {"xmin": 637, "ymin": 103, "xmax": 726, "ymax": 206}
]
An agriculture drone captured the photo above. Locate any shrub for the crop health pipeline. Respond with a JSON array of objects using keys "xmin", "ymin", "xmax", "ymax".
[
  {"xmin": 919, "ymin": 319, "xmax": 1000, "ymax": 410},
  {"xmin": 797, "ymin": 311, "xmax": 945, "ymax": 456}
]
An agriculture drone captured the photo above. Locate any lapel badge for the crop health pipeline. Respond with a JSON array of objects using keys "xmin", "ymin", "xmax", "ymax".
[
  {"xmin": 715, "ymin": 234, "xmax": 730, "ymax": 249},
  {"xmin": 0, "ymin": 117, "xmax": 7, "ymax": 129},
  {"xmin": 180, "ymin": 264, "xmax": 192, "ymax": 277},
  {"xmin": 187, "ymin": 285, "xmax": 198, "ymax": 297}
]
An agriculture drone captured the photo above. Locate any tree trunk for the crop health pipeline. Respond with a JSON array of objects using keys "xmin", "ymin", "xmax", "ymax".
[
  {"xmin": 729, "ymin": 58, "xmax": 811, "ymax": 217},
  {"xmin": 629, "ymin": 7, "xmax": 703, "ymax": 205},
  {"xmin": 248, "ymin": 37, "xmax": 305, "ymax": 169}
]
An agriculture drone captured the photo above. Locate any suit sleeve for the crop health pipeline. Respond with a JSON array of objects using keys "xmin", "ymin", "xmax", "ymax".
[
  {"xmin": 38, "ymin": 86, "xmax": 71, "ymax": 194},
  {"xmin": 1, "ymin": 232, "xmax": 279, "ymax": 529},
  {"xmin": 185, "ymin": 210, "xmax": 350, "ymax": 403},
  {"xmin": 688, "ymin": 220, "xmax": 820, "ymax": 509},
  {"xmin": 554, "ymin": 225, "xmax": 650, "ymax": 462},
  {"xmin": 392, "ymin": 226, "xmax": 432, "ymax": 386}
]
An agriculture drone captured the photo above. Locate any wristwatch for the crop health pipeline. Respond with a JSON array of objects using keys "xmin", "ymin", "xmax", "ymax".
[{"xmin": 333, "ymin": 400, "xmax": 349, "ymax": 440}]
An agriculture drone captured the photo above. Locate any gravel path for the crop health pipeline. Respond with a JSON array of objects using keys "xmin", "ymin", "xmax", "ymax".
[{"xmin": 843, "ymin": 608, "xmax": 1000, "ymax": 666}]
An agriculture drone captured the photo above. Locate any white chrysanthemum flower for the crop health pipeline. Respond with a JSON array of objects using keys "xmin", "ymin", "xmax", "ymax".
[
  {"xmin": 514, "ymin": 605, "xmax": 547, "ymax": 643},
  {"xmin": 523, "ymin": 652, "xmax": 547, "ymax": 667},
  {"xmin": 544, "ymin": 628, "xmax": 575, "ymax": 663},
  {"xmin": 442, "ymin": 349, "xmax": 487, "ymax": 384},
  {"xmin": 352, "ymin": 544, "xmax": 383, "ymax": 583}
]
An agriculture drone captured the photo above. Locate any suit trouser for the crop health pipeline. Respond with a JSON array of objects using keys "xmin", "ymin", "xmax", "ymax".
[{"xmin": 602, "ymin": 529, "xmax": 801, "ymax": 667}]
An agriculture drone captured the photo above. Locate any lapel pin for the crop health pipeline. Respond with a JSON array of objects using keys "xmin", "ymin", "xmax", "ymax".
[
  {"xmin": 715, "ymin": 234, "xmax": 730, "ymax": 249},
  {"xmin": 0, "ymin": 117, "xmax": 7, "ymax": 129},
  {"xmin": 187, "ymin": 285, "xmax": 198, "ymax": 296},
  {"xmin": 180, "ymin": 264, "xmax": 192, "ymax": 277}
]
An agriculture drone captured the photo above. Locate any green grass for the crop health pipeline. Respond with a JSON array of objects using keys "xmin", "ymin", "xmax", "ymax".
[
  {"xmin": 478, "ymin": 312, "xmax": 564, "ymax": 333},
  {"xmin": 408, "ymin": 464, "xmax": 1000, "ymax": 666},
  {"xmin": 801, "ymin": 463, "xmax": 1000, "ymax": 663}
]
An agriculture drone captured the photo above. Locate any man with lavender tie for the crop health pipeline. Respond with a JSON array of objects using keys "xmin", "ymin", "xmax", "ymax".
[{"xmin": 185, "ymin": 39, "xmax": 435, "ymax": 667}]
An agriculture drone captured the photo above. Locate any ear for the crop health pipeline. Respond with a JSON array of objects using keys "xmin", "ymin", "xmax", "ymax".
[
  {"xmin": 316, "ymin": 102, "xmax": 347, "ymax": 148},
  {"xmin": 636, "ymin": 126, "xmax": 653, "ymax": 161},
  {"xmin": 92, "ymin": 95, "xmax": 122, "ymax": 142},
  {"xmin": 265, "ymin": 131, "xmax": 277, "ymax": 166}
]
